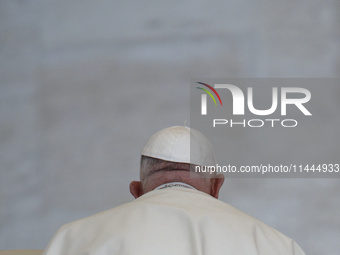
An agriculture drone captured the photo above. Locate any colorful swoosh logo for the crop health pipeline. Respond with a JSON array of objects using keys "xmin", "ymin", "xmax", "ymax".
[{"xmin": 196, "ymin": 82, "xmax": 223, "ymax": 106}]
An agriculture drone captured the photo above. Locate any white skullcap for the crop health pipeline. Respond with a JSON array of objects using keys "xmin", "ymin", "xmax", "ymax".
[{"xmin": 141, "ymin": 126, "xmax": 216, "ymax": 166}]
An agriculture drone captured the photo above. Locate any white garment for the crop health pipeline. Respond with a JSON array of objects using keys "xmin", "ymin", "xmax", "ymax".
[
  {"xmin": 154, "ymin": 182, "xmax": 196, "ymax": 190},
  {"xmin": 43, "ymin": 187, "xmax": 305, "ymax": 255}
]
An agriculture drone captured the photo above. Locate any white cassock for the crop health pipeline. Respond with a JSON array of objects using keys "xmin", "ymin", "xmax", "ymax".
[{"xmin": 43, "ymin": 185, "xmax": 305, "ymax": 255}]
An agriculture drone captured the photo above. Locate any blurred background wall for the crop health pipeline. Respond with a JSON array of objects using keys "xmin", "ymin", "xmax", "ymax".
[{"xmin": 0, "ymin": 1, "xmax": 339, "ymax": 254}]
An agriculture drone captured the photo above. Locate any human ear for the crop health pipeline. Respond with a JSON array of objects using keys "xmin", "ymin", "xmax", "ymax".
[
  {"xmin": 129, "ymin": 181, "xmax": 143, "ymax": 199},
  {"xmin": 210, "ymin": 174, "xmax": 225, "ymax": 199}
]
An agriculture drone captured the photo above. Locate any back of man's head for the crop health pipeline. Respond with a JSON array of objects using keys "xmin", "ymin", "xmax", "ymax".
[{"xmin": 129, "ymin": 126, "xmax": 224, "ymax": 198}]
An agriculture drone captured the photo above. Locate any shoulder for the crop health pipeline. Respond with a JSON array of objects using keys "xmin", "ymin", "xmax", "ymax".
[
  {"xmin": 44, "ymin": 201, "xmax": 137, "ymax": 254},
  {"xmin": 50, "ymin": 198, "xmax": 140, "ymax": 243}
]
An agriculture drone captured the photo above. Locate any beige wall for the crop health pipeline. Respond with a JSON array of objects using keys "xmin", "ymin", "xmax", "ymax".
[{"xmin": 1, "ymin": 1, "xmax": 339, "ymax": 254}]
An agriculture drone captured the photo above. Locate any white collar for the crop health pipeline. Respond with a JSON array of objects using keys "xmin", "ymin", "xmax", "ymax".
[{"xmin": 154, "ymin": 182, "xmax": 197, "ymax": 190}]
